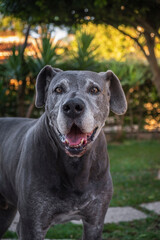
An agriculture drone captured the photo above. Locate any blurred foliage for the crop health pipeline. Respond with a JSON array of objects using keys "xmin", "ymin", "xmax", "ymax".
[
  {"xmin": 1, "ymin": 0, "xmax": 160, "ymax": 30},
  {"xmin": 62, "ymin": 31, "xmax": 100, "ymax": 71},
  {"xmin": 3, "ymin": 46, "xmax": 29, "ymax": 80},
  {"xmin": 105, "ymin": 60, "xmax": 151, "ymax": 87},
  {"xmin": 0, "ymin": 30, "xmax": 159, "ymax": 132},
  {"xmin": 77, "ymin": 23, "xmax": 144, "ymax": 61},
  {"xmin": 1, "ymin": 0, "xmax": 160, "ymax": 95},
  {"xmin": 27, "ymin": 33, "xmax": 61, "ymax": 78},
  {"xmin": 104, "ymin": 60, "xmax": 160, "ymax": 131},
  {"xmin": 0, "ymin": 77, "xmax": 17, "ymax": 116},
  {"xmin": 1, "ymin": 45, "xmax": 30, "ymax": 116},
  {"xmin": 0, "ymin": 15, "xmax": 24, "ymax": 33}
]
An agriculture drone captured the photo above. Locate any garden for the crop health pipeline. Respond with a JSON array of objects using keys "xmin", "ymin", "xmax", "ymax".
[{"xmin": 0, "ymin": 0, "xmax": 160, "ymax": 239}]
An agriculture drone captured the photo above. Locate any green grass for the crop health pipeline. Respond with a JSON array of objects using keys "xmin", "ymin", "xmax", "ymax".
[
  {"xmin": 109, "ymin": 140, "xmax": 160, "ymax": 206},
  {"xmin": 4, "ymin": 140, "xmax": 160, "ymax": 239},
  {"xmin": 102, "ymin": 214, "xmax": 160, "ymax": 240},
  {"xmin": 4, "ymin": 215, "xmax": 160, "ymax": 240}
]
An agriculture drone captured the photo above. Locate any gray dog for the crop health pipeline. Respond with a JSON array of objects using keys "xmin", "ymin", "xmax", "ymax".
[{"xmin": 0, "ymin": 66, "xmax": 127, "ymax": 240}]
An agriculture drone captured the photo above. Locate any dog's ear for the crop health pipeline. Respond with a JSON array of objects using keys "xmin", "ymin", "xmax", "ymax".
[
  {"xmin": 100, "ymin": 70, "xmax": 127, "ymax": 115},
  {"xmin": 35, "ymin": 65, "xmax": 62, "ymax": 108}
]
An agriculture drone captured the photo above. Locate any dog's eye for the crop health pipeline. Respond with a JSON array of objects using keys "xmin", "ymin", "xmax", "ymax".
[
  {"xmin": 55, "ymin": 87, "xmax": 63, "ymax": 94},
  {"xmin": 90, "ymin": 87, "xmax": 100, "ymax": 94}
]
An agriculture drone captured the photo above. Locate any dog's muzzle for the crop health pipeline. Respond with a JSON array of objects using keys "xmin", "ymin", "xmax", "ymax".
[
  {"xmin": 58, "ymin": 124, "xmax": 98, "ymax": 157},
  {"xmin": 56, "ymin": 97, "xmax": 97, "ymax": 157},
  {"xmin": 62, "ymin": 98, "xmax": 85, "ymax": 119}
]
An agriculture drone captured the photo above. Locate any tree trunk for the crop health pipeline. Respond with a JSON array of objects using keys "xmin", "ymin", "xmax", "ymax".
[
  {"xmin": 115, "ymin": 26, "xmax": 160, "ymax": 97},
  {"xmin": 152, "ymin": 73, "xmax": 160, "ymax": 97},
  {"xmin": 144, "ymin": 32, "xmax": 160, "ymax": 96},
  {"xmin": 17, "ymin": 24, "xmax": 31, "ymax": 117},
  {"xmin": 26, "ymin": 93, "xmax": 36, "ymax": 118},
  {"xmin": 17, "ymin": 80, "xmax": 26, "ymax": 117},
  {"xmin": 114, "ymin": 115, "xmax": 125, "ymax": 141}
]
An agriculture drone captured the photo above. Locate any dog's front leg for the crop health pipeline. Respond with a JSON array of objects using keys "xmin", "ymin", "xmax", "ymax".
[
  {"xmin": 81, "ymin": 194, "xmax": 111, "ymax": 240},
  {"xmin": 16, "ymin": 193, "xmax": 56, "ymax": 240},
  {"xmin": 82, "ymin": 220, "xmax": 105, "ymax": 240},
  {"xmin": 17, "ymin": 216, "xmax": 47, "ymax": 240}
]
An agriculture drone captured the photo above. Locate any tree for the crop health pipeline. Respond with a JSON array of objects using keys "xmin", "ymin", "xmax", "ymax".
[
  {"xmin": 77, "ymin": 0, "xmax": 160, "ymax": 96},
  {"xmin": 0, "ymin": 0, "xmax": 79, "ymax": 117},
  {"xmin": 1, "ymin": 0, "xmax": 160, "ymax": 95},
  {"xmin": 0, "ymin": 0, "xmax": 81, "ymax": 25},
  {"xmin": 76, "ymin": 23, "xmax": 144, "ymax": 61}
]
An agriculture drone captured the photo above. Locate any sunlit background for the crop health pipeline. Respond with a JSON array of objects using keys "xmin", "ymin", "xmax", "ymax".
[{"xmin": 0, "ymin": 19, "xmax": 160, "ymax": 134}]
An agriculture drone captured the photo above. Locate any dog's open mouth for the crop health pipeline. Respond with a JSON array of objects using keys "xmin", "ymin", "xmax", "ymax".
[{"xmin": 58, "ymin": 124, "xmax": 98, "ymax": 156}]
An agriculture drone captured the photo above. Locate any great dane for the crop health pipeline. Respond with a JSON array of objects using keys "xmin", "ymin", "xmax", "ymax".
[{"xmin": 0, "ymin": 66, "xmax": 127, "ymax": 240}]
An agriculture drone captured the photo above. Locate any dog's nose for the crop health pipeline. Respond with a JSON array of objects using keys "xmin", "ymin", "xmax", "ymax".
[{"xmin": 62, "ymin": 98, "xmax": 85, "ymax": 118}]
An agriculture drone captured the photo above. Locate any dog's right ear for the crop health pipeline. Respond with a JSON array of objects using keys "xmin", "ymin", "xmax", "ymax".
[{"xmin": 35, "ymin": 65, "xmax": 62, "ymax": 108}]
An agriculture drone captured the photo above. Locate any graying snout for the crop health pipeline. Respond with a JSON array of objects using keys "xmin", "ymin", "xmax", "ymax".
[{"xmin": 62, "ymin": 98, "xmax": 85, "ymax": 119}]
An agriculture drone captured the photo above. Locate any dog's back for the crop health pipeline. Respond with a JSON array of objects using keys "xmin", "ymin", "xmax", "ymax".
[{"xmin": 0, "ymin": 117, "xmax": 37, "ymax": 159}]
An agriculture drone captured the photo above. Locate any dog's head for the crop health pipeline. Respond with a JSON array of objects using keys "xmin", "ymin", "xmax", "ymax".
[{"xmin": 35, "ymin": 65, "xmax": 127, "ymax": 157}]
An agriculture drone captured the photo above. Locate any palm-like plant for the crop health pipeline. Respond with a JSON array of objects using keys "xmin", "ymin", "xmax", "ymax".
[
  {"xmin": 27, "ymin": 34, "xmax": 60, "ymax": 77},
  {"xmin": 3, "ymin": 46, "xmax": 29, "ymax": 81},
  {"xmin": 2, "ymin": 46, "xmax": 30, "ymax": 116},
  {"xmin": 68, "ymin": 31, "xmax": 100, "ymax": 71}
]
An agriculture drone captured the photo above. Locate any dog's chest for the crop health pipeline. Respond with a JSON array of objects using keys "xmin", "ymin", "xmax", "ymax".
[
  {"xmin": 51, "ymin": 193, "xmax": 97, "ymax": 225},
  {"xmin": 51, "ymin": 210, "xmax": 80, "ymax": 225}
]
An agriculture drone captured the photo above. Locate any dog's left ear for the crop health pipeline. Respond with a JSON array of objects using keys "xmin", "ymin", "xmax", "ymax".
[
  {"xmin": 35, "ymin": 65, "xmax": 62, "ymax": 108},
  {"xmin": 99, "ymin": 70, "xmax": 127, "ymax": 115}
]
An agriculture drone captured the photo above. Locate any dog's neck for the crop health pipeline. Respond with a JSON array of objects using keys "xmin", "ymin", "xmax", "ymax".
[
  {"xmin": 60, "ymin": 149, "xmax": 93, "ymax": 193},
  {"xmin": 38, "ymin": 113, "xmax": 95, "ymax": 193}
]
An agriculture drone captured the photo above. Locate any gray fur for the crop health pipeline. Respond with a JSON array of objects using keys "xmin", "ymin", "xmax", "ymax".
[{"xmin": 0, "ymin": 65, "xmax": 127, "ymax": 240}]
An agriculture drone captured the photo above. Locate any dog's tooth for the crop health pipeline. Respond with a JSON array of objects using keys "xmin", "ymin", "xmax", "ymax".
[
  {"xmin": 68, "ymin": 139, "xmax": 85, "ymax": 148},
  {"xmin": 80, "ymin": 139, "xmax": 84, "ymax": 145},
  {"xmin": 65, "ymin": 139, "xmax": 69, "ymax": 144}
]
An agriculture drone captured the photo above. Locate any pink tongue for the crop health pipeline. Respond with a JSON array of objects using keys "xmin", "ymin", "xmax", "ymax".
[{"xmin": 66, "ymin": 125, "xmax": 87, "ymax": 146}]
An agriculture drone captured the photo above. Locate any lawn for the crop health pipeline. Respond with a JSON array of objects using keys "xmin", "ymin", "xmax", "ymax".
[
  {"xmin": 109, "ymin": 140, "xmax": 160, "ymax": 207},
  {"xmin": 4, "ymin": 140, "xmax": 160, "ymax": 239}
]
